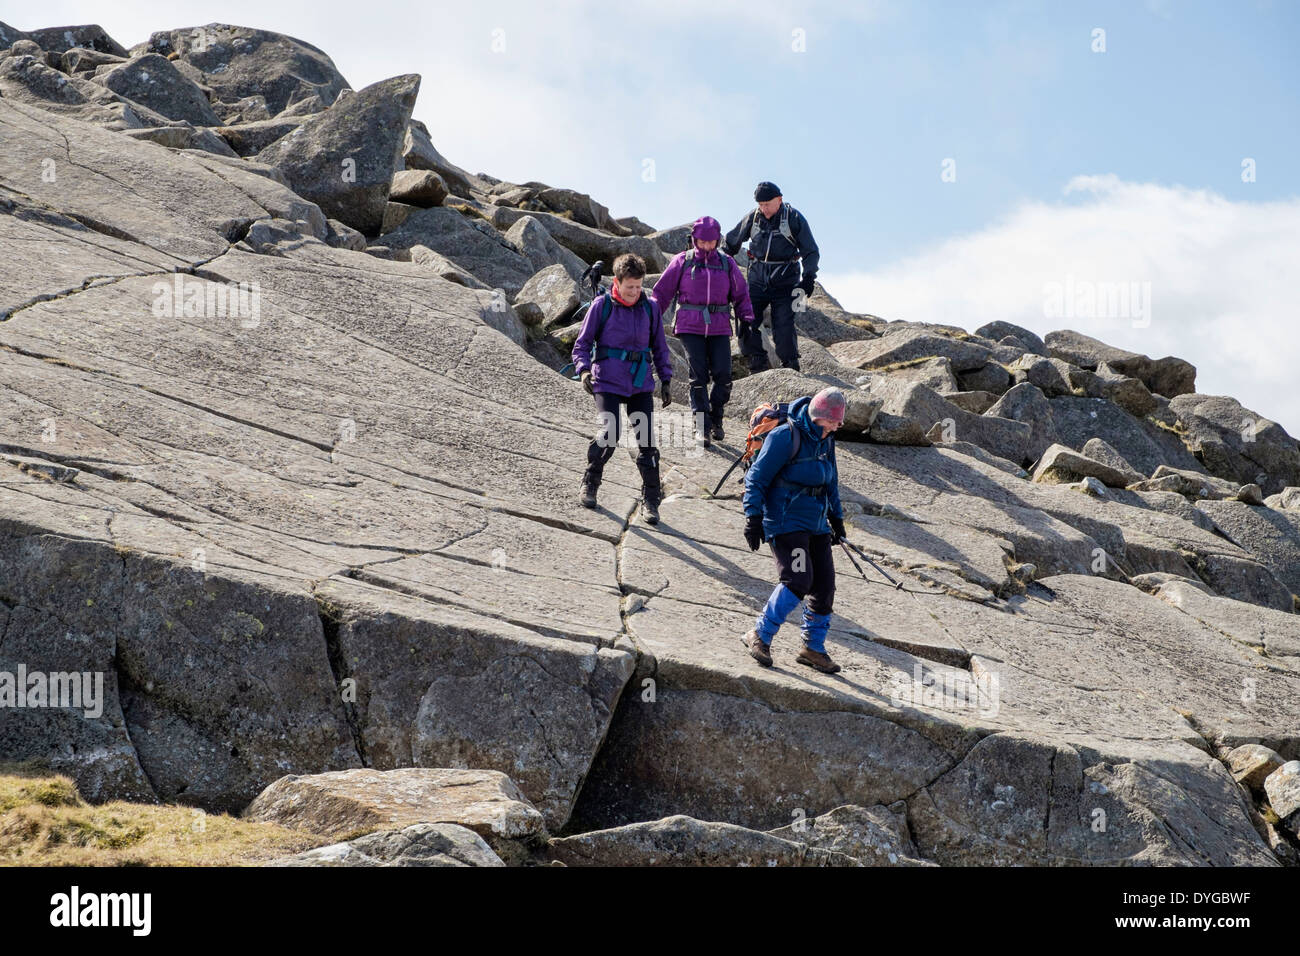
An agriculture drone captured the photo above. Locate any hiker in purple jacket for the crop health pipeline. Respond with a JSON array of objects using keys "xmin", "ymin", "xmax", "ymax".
[
  {"xmin": 572, "ymin": 252, "xmax": 674, "ymax": 524},
  {"xmin": 652, "ymin": 216, "xmax": 755, "ymax": 448}
]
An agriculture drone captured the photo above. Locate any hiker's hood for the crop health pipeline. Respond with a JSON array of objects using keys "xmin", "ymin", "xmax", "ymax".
[
  {"xmin": 690, "ymin": 216, "xmax": 723, "ymax": 260},
  {"xmin": 691, "ymin": 216, "xmax": 722, "ymax": 242},
  {"xmin": 790, "ymin": 395, "xmax": 819, "ymax": 439}
]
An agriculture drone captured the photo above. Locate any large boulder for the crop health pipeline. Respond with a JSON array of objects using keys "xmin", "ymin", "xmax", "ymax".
[
  {"xmin": 1194, "ymin": 500, "xmax": 1300, "ymax": 599},
  {"xmin": 256, "ymin": 73, "xmax": 418, "ymax": 235},
  {"xmin": 536, "ymin": 186, "xmax": 627, "ymax": 234},
  {"xmin": 1032, "ymin": 443, "xmax": 1144, "ymax": 489},
  {"xmin": 389, "ymin": 169, "xmax": 448, "ymax": 207},
  {"xmin": 0, "ymin": 52, "xmax": 173, "ymax": 129},
  {"xmin": 401, "ymin": 119, "xmax": 482, "ymax": 198},
  {"xmin": 271, "ymin": 823, "xmax": 504, "ymax": 867},
  {"xmin": 132, "ymin": 24, "xmax": 350, "ymax": 119},
  {"xmin": 831, "ymin": 325, "xmax": 994, "ymax": 373},
  {"xmin": 862, "ymin": 378, "xmax": 1029, "ymax": 464},
  {"xmin": 975, "ymin": 321, "xmax": 1047, "ymax": 356},
  {"xmin": 489, "ymin": 205, "xmax": 667, "ymax": 272},
  {"xmin": 243, "ymin": 768, "xmax": 545, "ymax": 851},
  {"xmin": 502, "ymin": 215, "xmax": 587, "ymax": 281},
  {"xmin": 1169, "ymin": 393, "xmax": 1300, "ymax": 497},
  {"xmin": 514, "ymin": 265, "xmax": 581, "ymax": 329},
  {"xmin": 92, "ymin": 53, "xmax": 221, "ymax": 126},
  {"xmin": 216, "ymin": 116, "xmax": 306, "ymax": 155},
  {"xmin": 1045, "ymin": 329, "xmax": 1196, "ymax": 398},
  {"xmin": 382, "ymin": 206, "xmax": 536, "ymax": 298},
  {"xmin": 20, "ymin": 23, "xmax": 127, "ymax": 56},
  {"xmin": 984, "ymin": 383, "xmax": 1060, "ymax": 465},
  {"xmin": 1048, "ymin": 396, "xmax": 1204, "ymax": 478}
]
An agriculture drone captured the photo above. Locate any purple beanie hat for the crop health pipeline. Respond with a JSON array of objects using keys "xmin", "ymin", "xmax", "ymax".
[{"xmin": 809, "ymin": 387, "xmax": 847, "ymax": 425}]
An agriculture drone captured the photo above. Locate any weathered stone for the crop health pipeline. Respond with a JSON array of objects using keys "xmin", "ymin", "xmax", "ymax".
[
  {"xmin": 955, "ymin": 361, "xmax": 1010, "ymax": 395},
  {"xmin": 257, "ymin": 74, "xmax": 419, "ymax": 235},
  {"xmin": 829, "ymin": 326, "xmax": 993, "ymax": 372},
  {"xmin": 401, "ymin": 120, "xmax": 482, "ymax": 198},
  {"xmin": 986, "ymin": 383, "xmax": 1061, "ymax": 465},
  {"xmin": 946, "ymin": 390, "xmax": 998, "ymax": 414},
  {"xmin": 215, "ymin": 116, "xmax": 304, "ymax": 155},
  {"xmin": 382, "ymin": 206, "xmax": 536, "ymax": 298},
  {"xmin": 1194, "ymin": 499, "xmax": 1300, "ymax": 599},
  {"xmin": 536, "ymin": 185, "xmax": 625, "ymax": 233},
  {"xmin": 862, "ymin": 378, "xmax": 1029, "ymax": 463},
  {"xmin": 1225, "ymin": 745, "xmax": 1286, "ymax": 792},
  {"xmin": 514, "ymin": 265, "xmax": 581, "ymax": 329},
  {"xmin": 389, "ymin": 169, "xmax": 448, "ymax": 207},
  {"xmin": 1049, "ymin": 396, "xmax": 1205, "ymax": 478},
  {"xmin": 1095, "ymin": 362, "xmax": 1158, "ymax": 417},
  {"xmin": 133, "ymin": 24, "xmax": 350, "ymax": 119},
  {"xmin": 975, "ymin": 321, "xmax": 1047, "ymax": 355},
  {"xmin": 270, "ymin": 822, "xmax": 504, "ymax": 867},
  {"xmin": 1170, "ymin": 393, "xmax": 1300, "ymax": 496},
  {"xmin": 1008, "ymin": 353, "xmax": 1074, "ymax": 397},
  {"xmin": 769, "ymin": 804, "xmax": 931, "ymax": 866},
  {"xmin": 122, "ymin": 122, "xmax": 238, "ymax": 157},
  {"xmin": 244, "ymin": 768, "xmax": 545, "ymax": 845},
  {"xmin": 1265, "ymin": 487, "xmax": 1300, "ymax": 511},
  {"xmin": 647, "ymin": 223, "xmax": 692, "ymax": 256},
  {"xmin": 92, "ymin": 53, "xmax": 221, "ymax": 126},
  {"xmin": 549, "ymin": 815, "xmax": 850, "ymax": 866},
  {"xmin": 1264, "ymin": 762, "xmax": 1300, "ymax": 820},
  {"xmin": 490, "ymin": 205, "xmax": 667, "ymax": 272},
  {"xmin": 502, "ymin": 215, "xmax": 587, "ymax": 281}
]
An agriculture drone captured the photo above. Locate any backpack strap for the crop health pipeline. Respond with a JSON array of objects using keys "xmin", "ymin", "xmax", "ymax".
[{"xmin": 779, "ymin": 204, "xmax": 795, "ymax": 246}]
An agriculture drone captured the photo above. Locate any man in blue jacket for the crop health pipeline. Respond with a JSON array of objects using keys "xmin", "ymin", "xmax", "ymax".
[
  {"xmin": 741, "ymin": 388, "xmax": 847, "ymax": 673},
  {"xmin": 723, "ymin": 181, "xmax": 820, "ymax": 373}
]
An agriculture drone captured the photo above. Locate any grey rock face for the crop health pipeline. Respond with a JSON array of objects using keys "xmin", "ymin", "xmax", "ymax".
[
  {"xmin": 92, "ymin": 53, "xmax": 221, "ymax": 126},
  {"xmin": 133, "ymin": 24, "xmax": 350, "ymax": 119},
  {"xmin": 2, "ymin": 25, "xmax": 1298, "ymax": 870},
  {"xmin": 256, "ymin": 74, "xmax": 419, "ymax": 235},
  {"xmin": 270, "ymin": 823, "xmax": 504, "ymax": 867}
]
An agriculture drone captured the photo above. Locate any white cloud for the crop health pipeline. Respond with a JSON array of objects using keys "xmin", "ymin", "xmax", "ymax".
[{"xmin": 820, "ymin": 176, "xmax": 1300, "ymax": 437}]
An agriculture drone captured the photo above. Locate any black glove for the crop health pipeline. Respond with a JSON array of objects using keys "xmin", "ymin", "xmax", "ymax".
[
  {"xmin": 581, "ymin": 371, "xmax": 594, "ymax": 395},
  {"xmin": 798, "ymin": 275, "xmax": 816, "ymax": 297},
  {"xmin": 744, "ymin": 514, "xmax": 764, "ymax": 551},
  {"xmin": 660, "ymin": 381, "xmax": 672, "ymax": 406},
  {"xmin": 829, "ymin": 515, "xmax": 846, "ymax": 545}
]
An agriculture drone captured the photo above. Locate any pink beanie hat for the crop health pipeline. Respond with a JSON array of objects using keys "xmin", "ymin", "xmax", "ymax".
[{"xmin": 809, "ymin": 387, "xmax": 847, "ymax": 424}]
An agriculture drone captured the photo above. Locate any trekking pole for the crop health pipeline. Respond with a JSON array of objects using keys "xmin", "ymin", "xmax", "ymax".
[
  {"xmin": 839, "ymin": 539, "xmax": 903, "ymax": 590},
  {"xmin": 710, "ymin": 452, "xmax": 745, "ymax": 497}
]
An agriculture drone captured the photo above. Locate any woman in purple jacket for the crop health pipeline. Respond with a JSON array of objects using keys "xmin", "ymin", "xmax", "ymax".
[
  {"xmin": 651, "ymin": 216, "xmax": 755, "ymax": 447},
  {"xmin": 571, "ymin": 253, "xmax": 674, "ymax": 524}
]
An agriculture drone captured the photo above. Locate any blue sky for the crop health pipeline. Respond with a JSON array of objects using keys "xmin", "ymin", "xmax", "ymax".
[{"xmin": 16, "ymin": 0, "xmax": 1300, "ymax": 431}]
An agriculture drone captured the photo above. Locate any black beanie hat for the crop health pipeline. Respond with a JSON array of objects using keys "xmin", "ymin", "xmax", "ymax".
[{"xmin": 754, "ymin": 181, "xmax": 781, "ymax": 202}]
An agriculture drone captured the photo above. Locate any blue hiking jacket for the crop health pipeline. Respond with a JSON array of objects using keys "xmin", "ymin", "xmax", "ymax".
[{"xmin": 742, "ymin": 395, "xmax": 843, "ymax": 539}]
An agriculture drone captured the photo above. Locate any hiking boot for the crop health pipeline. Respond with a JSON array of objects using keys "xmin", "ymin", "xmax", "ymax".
[
  {"xmin": 636, "ymin": 447, "xmax": 662, "ymax": 526},
  {"xmin": 579, "ymin": 475, "xmax": 598, "ymax": 509},
  {"xmin": 796, "ymin": 647, "xmax": 841, "ymax": 674},
  {"xmin": 694, "ymin": 425, "xmax": 711, "ymax": 449},
  {"xmin": 710, "ymin": 419, "xmax": 725, "ymax": 442},
  {"xmin": 581, "ymin": 441, "xmax": 614, "ymax": 510},
  {"xmin": 742, "ymin": 629, "xmax": 772, "ymax": 667}
]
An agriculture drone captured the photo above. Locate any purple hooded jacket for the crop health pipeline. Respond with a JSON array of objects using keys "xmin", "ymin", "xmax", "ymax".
[
  {"xmin": 652, "ymin": 217, "xmax": 756, "ymax": 337},
  {"xmin": 571, "ymin": 287, "xmax": 673, "ymax": 397}
]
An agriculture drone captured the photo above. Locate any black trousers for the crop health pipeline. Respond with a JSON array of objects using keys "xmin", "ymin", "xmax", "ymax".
[
  {"xmin": 586, "ymin": 391, "xmax": 659, "ymax": 491},
  {"xmin": 739, "ymin": 286, "xmax": 800, "ymax": 371},
  {"xmin": 770, "ymin": 530, "xmax": 835, "ymax": 614},
  {"xmin": 678, "ymin": 332, "xmax": 733, "ymax": 423}
]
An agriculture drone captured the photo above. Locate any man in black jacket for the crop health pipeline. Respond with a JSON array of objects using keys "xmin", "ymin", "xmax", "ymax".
[{"xmin": 723, "ymin": 181, "xmax": 820, "ymax": 372}]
